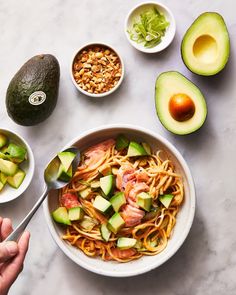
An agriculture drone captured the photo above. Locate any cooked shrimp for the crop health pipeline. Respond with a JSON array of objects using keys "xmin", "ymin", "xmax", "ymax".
[
  {"xmin": 121, "ymin": 204, "xmax": 145, "ymax": 227},
  {"xmin": 80, "ymin": 139, "xmax": 115, "ymax": 169}
]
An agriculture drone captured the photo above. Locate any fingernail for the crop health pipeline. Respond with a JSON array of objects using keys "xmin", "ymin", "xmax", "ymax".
[{"xmin": 5, "ymin": 241, "xmax": 18, "ymax": 256}]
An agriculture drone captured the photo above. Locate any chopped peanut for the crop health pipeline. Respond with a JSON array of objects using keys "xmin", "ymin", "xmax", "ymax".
[{"xmin": 73, "ymin": 45, "xmax": 122, "ymax": 94}]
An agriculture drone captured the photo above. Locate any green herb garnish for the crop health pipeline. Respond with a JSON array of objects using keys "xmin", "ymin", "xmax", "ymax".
[{"xmin": 128, "ymin": 7, "xmax": 169, "ymax": 48}]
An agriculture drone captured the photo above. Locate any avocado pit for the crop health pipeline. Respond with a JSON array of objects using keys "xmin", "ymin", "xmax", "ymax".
[{"xmin": 169, "ymin": 93, "xmax": 195, "ymax": 122}]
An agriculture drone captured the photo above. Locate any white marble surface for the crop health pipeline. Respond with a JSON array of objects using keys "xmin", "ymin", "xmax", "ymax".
[{"xmin": 0, "ymin": 0, "xmax": 235, "ymax": 294}]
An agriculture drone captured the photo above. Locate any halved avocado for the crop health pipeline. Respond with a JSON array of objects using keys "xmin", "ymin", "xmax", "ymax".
[
  {"xmin": 181, "ymin": 12, "xmax": 230, "ymax": 76},
  {"xmin": 155, "ymin": 71, "xmax": 207, "ymax": 135}
]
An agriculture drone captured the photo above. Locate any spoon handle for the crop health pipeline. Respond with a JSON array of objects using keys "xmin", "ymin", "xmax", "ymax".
[{"xmin": 5, "ymin": 187, "xmax": 49, "ymax": 242}]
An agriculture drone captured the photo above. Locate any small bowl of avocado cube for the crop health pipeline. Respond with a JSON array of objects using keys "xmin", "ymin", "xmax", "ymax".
[{"xmin": 0, "ymin": 129, "xmax": 35, "ymax": 203}]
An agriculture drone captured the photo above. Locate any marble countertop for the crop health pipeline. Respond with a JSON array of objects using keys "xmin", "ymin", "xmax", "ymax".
[{"xmin": 0, "ymin": 0, "xmax": 235, "ymax": 294}]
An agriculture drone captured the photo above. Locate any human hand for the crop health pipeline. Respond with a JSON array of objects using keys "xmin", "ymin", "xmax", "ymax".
[{"xmin": 0, "ymin": 217, "xmax": 30, "ymax": 295}]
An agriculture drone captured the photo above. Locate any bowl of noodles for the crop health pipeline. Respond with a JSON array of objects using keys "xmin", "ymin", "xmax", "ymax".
[{"xmin": 43, "ymin": 124, "xmax": 195, "ymax": 277}]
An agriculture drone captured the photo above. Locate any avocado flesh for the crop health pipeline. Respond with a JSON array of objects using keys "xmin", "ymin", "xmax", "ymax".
[
  {"xmin": 0, "ymin": 158, "xmax": 18, "ymax": 176},
  {"xmin": 7, "ymin": 169, "xmax": 25, "ymax": 189},
  {"xmin": 155, "ymin": 71, "xmax": 207, "ymax": 135},
  {"xmin": 58, "ymin": 152, "xmax": 76, "ymax": 172},
  {"xmin": 181, "ymin": 12, "xmax": 230, "ymax": 76},
  {"xmin": 6, "ymin": 54, "xmax": 60, "ymax": 126},
  {"xmin": 52, "ymin": 207, "xmax": 71, "ymax": 225}
]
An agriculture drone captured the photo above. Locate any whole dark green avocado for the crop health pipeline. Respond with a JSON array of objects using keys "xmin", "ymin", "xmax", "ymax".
[{"xmin": 6, "ymin": 54, "xmax": 60, "ymax": 126}]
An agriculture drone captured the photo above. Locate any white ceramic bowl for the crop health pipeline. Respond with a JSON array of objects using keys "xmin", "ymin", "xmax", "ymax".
[
  {"xmin": 125, "ymin": 2, "xmax": 176, "ymax": 53},
  {"xmin": 0, "ymin": 129, "xmax": 35, "ymax": 203},
  {"xmin": 70, "ymin": 43, "xmax": 125, "ymax": 98},
  {"xmin": 43, "ymin": 124, "xmax": 195, "ymax": 277}
]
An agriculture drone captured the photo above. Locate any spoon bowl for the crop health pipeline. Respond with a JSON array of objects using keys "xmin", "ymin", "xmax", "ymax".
[{"xmin": 4, "ymin": 147, "xmax": 80, "ymax": 242}]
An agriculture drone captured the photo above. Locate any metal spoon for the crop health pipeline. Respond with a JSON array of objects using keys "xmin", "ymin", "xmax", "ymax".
[{"xmin": 5, "ymin": 147, "xmax": 80, "ymax": 242}]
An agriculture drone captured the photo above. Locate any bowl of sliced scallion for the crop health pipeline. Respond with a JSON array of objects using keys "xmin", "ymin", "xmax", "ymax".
[{"xmin": 125, "ymin": 2, "xmax": 176, "ymax": 53}]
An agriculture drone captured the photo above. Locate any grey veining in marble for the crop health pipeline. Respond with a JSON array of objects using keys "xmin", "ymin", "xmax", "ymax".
[{"xmin": 0, "ymin": 0, "xmax": 236, "ymax": 294}]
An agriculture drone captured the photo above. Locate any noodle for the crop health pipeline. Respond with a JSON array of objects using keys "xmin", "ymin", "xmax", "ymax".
[{"xmin": 58, "ymin": 139, "xmax": 184, "ymax": 262}]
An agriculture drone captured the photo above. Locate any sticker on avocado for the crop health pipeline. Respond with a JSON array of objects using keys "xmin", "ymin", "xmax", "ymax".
[{"xmin": 28, "ymin": 91, "xmax": 46, "ymax": 106}]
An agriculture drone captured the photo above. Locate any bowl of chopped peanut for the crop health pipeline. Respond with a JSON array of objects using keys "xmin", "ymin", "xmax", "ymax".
[{"xmin": 71, "ymin": 43, "xmax": 124, "ymax": 97}]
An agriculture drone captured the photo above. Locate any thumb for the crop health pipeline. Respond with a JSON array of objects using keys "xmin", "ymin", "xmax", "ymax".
[{"xmin": 0, "ymin": 241, "xmax": 19, "ymax": 262}]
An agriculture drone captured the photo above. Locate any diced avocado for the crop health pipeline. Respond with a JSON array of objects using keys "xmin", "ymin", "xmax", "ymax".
[
  {"xmin": 0, "ymin": 158, "xmax": 18, "ymax": 176},
  {"xmin": 79, "ymin": 187, "xmax": 91, "ymax": 199},
  {"xmin": 159, "ymin": 194, "xmax": 174, "ymax": 208},
  {"xmin": 110, "ymin": 192, "xmax": 126, "ymax": 212},
  {"xmin": 117, "ymin": 237, "xmax": 137, "ymax": 249},
  {"xmin": 80, "ymin": 216, "xmax": 97, "ymax": 231},
  {"xmin": 0, "ymin": 134, "xmax": 8, "ymax": 148},
  {"xmin": 100, "ymin": 175, "xmax": 114, "ymax": 196},
  {"xmin": 57, "ymin": 164, "xmax": 72, "ymax": 182},
  {"xmin": 181, "ymin": 12, "xmax": 230, "ymax": 76},
  {"xmin": 141, "ymin": 142, "xmax": 152, "ymax": 155},
  {"xmin": 58, "ymin": 151, "xmax": 76, "ymax": 171},
  {"xmin": 93, "ymin": 195, "xmax": 112, "ymax": 214},
  {"xmin": 0, "ymin": 181, "xmax": 5, "ymax": 192},
  {"xmin": 137, "ymin": 192, "xmax": 152, "ymax": 212},
  {"xmin": 100, "ymin": 224, "xmax": 111, "ymax": 242},
  {"xmin": 68, "ymin": 206, "xmax": 84, "ymax": 221},
  {"xmin": 7, "ymin": 169, "xmax": 26, "ymax": 189},
  {"xmin": 108, "ymin": 212, "xmax": 125, "ymax": 234},
  {"xmin": 115, "ymin": 134, "xmax": 129, "ymax": 150},
  {"xmin": 52, "ymin": 207, "xmax": 71, "ymax": 225},
  {"xmin": 155, "ymin": 71, "xmax": 207, "ymax": 135},
  {"xmin": 127, "ymin": 141, "xmax": 148, "ymax": 157},
  {"xmin": 0, "ymin": 172, "xmax": 8, "ymax": 185},
  {"xmin": 6, "ymin": 143, "xmax": 27, "ymax": 163},
  {"xmin": 90, "ymin": 180, "xmax": 100, "ymax": 189}
]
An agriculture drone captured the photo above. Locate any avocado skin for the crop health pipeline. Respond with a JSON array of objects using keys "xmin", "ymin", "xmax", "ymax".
[{"xmin": 6, "ymin": 54, "xmax": 60, "ymax": 126}]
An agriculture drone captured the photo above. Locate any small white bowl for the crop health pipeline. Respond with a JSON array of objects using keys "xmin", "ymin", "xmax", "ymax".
[
  {"xmin": 0, "ymin": 129, "xmax": 35, "ymax": 203},
  {"xmin": 70, "ymin": 43, "xmax": 125, "ymax": 98},
  {"xmin": 125, "ymin": 2, "xmax": 176, "ymax": 53},
  {"xmin": 43, "ymin": 124, "xmax": 195, "ymax": 277}
]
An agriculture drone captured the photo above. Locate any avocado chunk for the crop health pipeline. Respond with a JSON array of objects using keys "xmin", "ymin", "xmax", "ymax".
[
  {"xmin": 137, "ymin": 192, "xmax": 152, "ymax": 212},
  {"xmin": 117, "ymin": 237, "xmax": 137, "ymax": 249},
  {"xmin": 100, "ymin": 224, "xmax": 111, "ymax": 242},
  {"xmin": 100, "ymin": 175, "xmax": 114, "ymax": 196},
  {"xmin": 127, "ymin": 141, "xmax": 148, "ymax": 157},
  {"xmin": 141, "ymin": 142, "xmax": 151, "ymax": 155},
  {"xmin": 108, "ymin": 212, "xmax": 125, "ymax": 234},
  {"xmin": 110, "ymin": 192, "xmax": 126, "ymax": 212},
  {"xmin": 6, "ymin": 54, "xmax": 60, "ymax": 126},
  {"xmin": 0, "ymin": 181, "xmax": 5, "ymax": 192},
  {"xmin": 68, "ymin": 207, "xmax": 84, "ymax": 221},
  {"xmin": 181, "ymin": 12, "xmax": 230, "ymax": 76},
  {"xmin": 0, "ymin": 158, "xmax": 18, "ymax": 176},
  {"xmin": 155, "ymin": 71, "xmax": 207, "ymax": 135},
  {"xmin": 159, "ymin": 194, "xmax": 174, "ymax": 208},
  {"xmin": 0, "ymin": 134, "xmax": 8, "ymax": 148},
  {"xmin": 58, "ymin": 151, "xmax": 76, "ymax": 171},
  {"xmin": 79, "ymin": 187, "xmax": 92, "ymax": 199},
  {"xmin": 57, "ymin": 164, "xmax": 72, "ymax": 182},
  {"xmin": 0, "ymin": 172, "xmax": 8, "ymax": 185},
  {"xmin": 115, "ymin": 134, "xmax": 129, "ymax": 150},
  {"xmin": 6, "ymin": 143, "xmax": 27, "ymax": 163},
  {"xmin": 93, "ymin": 195, "xmax": 112, "ymax": 214},
  {"xmin": 52, "ymin": 207, "xmax": 71, "ymax": 225},
  {"xmin": 7, "ymin": 169, "xmax": 26, "ymax": 189}
]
